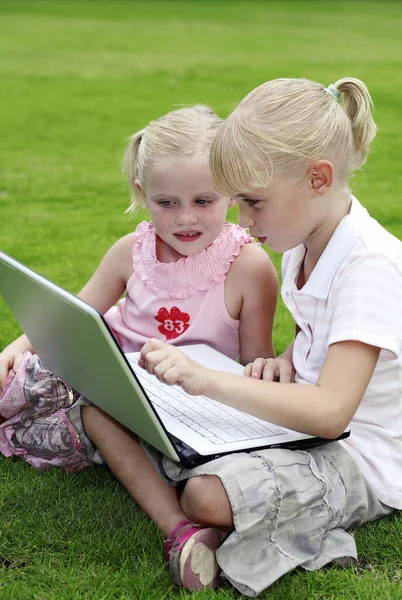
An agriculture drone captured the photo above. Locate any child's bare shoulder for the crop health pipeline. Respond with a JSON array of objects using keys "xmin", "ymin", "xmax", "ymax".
[
  {"xmin": 108, "ymin": 232, "xmax": 137, "ymax": 260},
  {"xmin": 113, "ymin": 231, "xmax": 137, "ymax": 251},
  {"xmin": 229, "ymin": 242, "xmax": 277, "ymax": 283},
  {"xmin": 101, "ymin": 232, "xmax": 137, "ymax": 282}
]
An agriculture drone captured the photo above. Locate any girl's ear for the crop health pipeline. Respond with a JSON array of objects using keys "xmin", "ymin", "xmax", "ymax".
[
  {"xmin": 134, "ymin": 179, "xmax": 143, "ymax": 195},
  {"xmin": 308, "ymin": 160, "xmax": 334, "ymax": 194},
  {"xmin": 229, "ymin": 197, "xmax": 236, "ymax": 208}
]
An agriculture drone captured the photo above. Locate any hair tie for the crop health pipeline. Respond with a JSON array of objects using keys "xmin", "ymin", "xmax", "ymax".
[{"xmin": 325, "ymin": 84, "xmax": 341, "ymax": 103}]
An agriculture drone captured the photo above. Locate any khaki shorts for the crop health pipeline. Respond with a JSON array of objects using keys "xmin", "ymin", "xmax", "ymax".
[{"xmin": 142, "ymin": 440, "xmax": 393, "ymax": 597}]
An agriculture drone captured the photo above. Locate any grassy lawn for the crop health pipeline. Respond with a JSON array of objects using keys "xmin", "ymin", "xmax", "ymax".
[{"xmin": 1, "ymin": 1, "xmax": 402, "ymax": 598}]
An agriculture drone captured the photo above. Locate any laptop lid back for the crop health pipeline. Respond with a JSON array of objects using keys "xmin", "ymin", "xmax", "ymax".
[{"xmin": 0, "ymin": 251, "xmax": 179, "ymax": 462}]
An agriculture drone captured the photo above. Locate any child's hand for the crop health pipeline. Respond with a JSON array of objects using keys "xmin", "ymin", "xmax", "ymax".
[
  {"xmin": 139, "ymin": 339, "xmax": 206, "ymax": 396},
  {"xmin": 0, "ymin": 349, "xmax": 24, "ymax": 391},
  {"xmin": 244, "ymin": 357, "xmax": 295, "ymax": 383}
]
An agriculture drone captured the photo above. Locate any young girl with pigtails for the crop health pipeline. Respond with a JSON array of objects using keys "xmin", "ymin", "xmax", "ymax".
[
  {"xmin": 138, "ymin": 78, "xmax": 402, "ymax": 595},
  {"xmin": 0, "ymin": 106, "xmax": 278, "ymax": 589}
]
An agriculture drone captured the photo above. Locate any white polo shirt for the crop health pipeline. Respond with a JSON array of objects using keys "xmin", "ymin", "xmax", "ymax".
[{"xmin": 282, "ymin": 196, "xmax": 402, "ymax": 509}]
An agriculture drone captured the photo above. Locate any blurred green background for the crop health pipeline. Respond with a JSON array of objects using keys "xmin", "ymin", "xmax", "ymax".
[
  {"xmin": 2, "ymin": 0, "xmax": 402, "ymax": 353},
  {"xmin": 1, "ymin": 2, "xmax": 402, "ymax": 599}
]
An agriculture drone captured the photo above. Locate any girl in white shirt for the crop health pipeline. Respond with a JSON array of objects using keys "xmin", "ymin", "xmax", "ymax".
[{"xmin": 137, "ymin": 77, "xmax": 402, "ymax": 596}]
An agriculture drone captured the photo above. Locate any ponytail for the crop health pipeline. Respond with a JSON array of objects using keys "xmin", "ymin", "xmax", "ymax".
[
  {"xmin": 334, "ymin": 77, "xmax": 377, "ymax": 169},
  {"xmin": 123, "ymin": 128, "xmax": 147, "ymax": 214}
]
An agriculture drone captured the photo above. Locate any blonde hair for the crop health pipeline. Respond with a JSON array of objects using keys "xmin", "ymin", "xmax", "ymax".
[
  {"xmin": 124, "ymin": 105, "xmax": 222, "ymax": 214},
  {"xmin": 210, "ymin": 77, "xmax": 377, "ymax": 195}
]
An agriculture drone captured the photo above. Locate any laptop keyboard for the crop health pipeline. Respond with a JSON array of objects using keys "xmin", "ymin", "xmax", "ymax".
[{"xmin": 128, "ymin": 357, "xmax": 287, "ymax": 445}]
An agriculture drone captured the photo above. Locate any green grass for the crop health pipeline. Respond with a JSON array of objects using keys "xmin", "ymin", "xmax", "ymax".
[{"xmin": 0, "ymin": 1, "xmax": 402, "ymax": 598}]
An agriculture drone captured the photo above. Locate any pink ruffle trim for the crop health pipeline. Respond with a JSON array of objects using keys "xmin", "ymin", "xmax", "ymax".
[{"xmin": 132, "ymin": 221, "xmax": 255, "ymax": 299}]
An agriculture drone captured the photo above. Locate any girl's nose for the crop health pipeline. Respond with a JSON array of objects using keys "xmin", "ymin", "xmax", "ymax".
[
  {"xmin": 238, "ymin": 211, "xmax": 256, "ymax": 229},
  {"xmin": 176, "ymin": 210, "xmax": 198, "ymax": 226}
]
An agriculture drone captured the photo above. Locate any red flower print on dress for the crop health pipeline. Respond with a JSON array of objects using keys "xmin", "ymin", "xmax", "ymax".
[{"xmin": 155, "ymin": 306, "xmax": 190, "ymax": 340}]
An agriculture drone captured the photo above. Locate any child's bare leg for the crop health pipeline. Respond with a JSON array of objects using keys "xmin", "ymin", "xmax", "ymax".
[
  {"xmin": 81, "ymin": 406, "xmax": 231, "ymax": 591},
  {"xmin": 181, "ymin": 475, "xmax": 234, "ymax": 529},
  {"xmin": 81, "ymin": 405, "xmax": 185, "ymax": 535}
]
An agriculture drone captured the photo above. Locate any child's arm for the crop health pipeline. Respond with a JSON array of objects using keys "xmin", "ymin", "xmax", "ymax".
[
  {"xmin": 226, "ymin": 244, "xmax": 278, "ymax": 365},
  {"xmin": 139, "ymin": 338, "xmax": 380, "ymax": 439},
  {"xmin": 78, "ymin": 232, "xmax": 135, "ymax": 313}
]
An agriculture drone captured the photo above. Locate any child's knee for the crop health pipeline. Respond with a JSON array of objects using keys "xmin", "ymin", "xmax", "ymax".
[{"xmin": 181, "ymin": 475, "xmax": 233, "ymax": 527}]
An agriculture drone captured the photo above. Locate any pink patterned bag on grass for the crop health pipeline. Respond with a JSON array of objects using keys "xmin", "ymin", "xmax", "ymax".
[{"xmin": 0, "ymin": 352, "xmax": 93, "ymax": 472}]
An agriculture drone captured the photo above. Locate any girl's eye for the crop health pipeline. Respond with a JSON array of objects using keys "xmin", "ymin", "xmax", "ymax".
[
  {"xmin": 195, "ymin": 198, "xmax": 210, "ymax": 206},
  {"xmin": 159, "ymin": 200, "xmax": 174, "ymax": 207},
  {"xmin": 244, "ymin": 199, "xmax": 259, "ymax": 207}
]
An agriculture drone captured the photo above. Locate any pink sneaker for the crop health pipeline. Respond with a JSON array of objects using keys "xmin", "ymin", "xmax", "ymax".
[{"xmin": 165, "ymin": 519, "xmax": 226, "ymax": 591}]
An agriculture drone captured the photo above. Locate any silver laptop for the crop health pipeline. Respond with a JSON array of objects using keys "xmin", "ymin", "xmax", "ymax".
[{"xmin": 0, "ymin": 251, "xmax": 349, "ymax": 467}]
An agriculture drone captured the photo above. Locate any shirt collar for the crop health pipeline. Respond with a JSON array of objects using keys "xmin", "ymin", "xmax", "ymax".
[{"xmin": 287, "ymin": 196, "xmax": 370, "ymax": 300}]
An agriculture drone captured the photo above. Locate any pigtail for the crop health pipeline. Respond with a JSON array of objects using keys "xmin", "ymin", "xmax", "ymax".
[
  {"xmin": 335, "ymin": 77, "xmax": 377, "ymax": 169},
  {"xmin": 123, "ymin": 128, "xmax": 147, "ymax": 215}
]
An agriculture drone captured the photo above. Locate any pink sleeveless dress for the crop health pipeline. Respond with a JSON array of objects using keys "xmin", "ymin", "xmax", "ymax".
[
  {"xmin": 0, "ymin": 221, "xmax": 254, "ymax": 471},
  {"xmin": 105, "ymin": 221, "xmax": 255, "ymax": 360}
]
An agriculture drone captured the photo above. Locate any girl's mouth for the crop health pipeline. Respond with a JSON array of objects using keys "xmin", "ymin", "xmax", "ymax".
[
  {"xmin": 174, "ymin": 231, "xmax": 202, "ymax": 242},
  {"xmin": 249, "ymin": 229, "xmax": 267, "ymax": 244}
]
